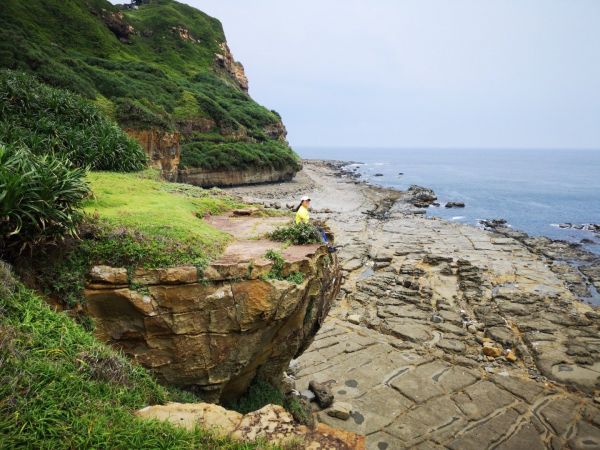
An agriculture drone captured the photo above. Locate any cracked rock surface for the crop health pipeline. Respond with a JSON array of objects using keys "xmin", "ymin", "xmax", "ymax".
[{"xmin": 226, "ymin": 160, "xmax": 600, "ymax": 450}]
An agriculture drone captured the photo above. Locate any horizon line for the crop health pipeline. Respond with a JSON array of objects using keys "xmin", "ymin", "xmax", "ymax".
[{"xmin": 292, "ymin": 145, "xmax": 600, "ymax": 151}]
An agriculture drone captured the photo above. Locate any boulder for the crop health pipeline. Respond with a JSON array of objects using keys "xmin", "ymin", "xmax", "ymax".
[
  {"xmin": 309, "ymin": 380, "xmax": 334, "ymax": 408},
  {"xmin": 327, "ymin": 402, "xmax": 353, "ymax": 420}
]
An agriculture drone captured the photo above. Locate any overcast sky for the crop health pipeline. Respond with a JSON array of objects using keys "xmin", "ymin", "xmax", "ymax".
[{"xmin": 115, "ymin": 1, "xmax": 600, "ymax": 149}]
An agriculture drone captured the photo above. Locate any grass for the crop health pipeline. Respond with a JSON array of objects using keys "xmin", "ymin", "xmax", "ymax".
[
  {"xmin": 30, "ymin": 170, "xmax": 243, "ymax": 307},
  {"xmin": 0, "ymin": 261, "xmax": 269, "ymax": 449},
  {"xmin": 84, "ymin": 170, "xmax": 241, "ymax": 249},
  {"xmin": 0, "ymin": 0, "xmax": 301, "ymax": 173}
]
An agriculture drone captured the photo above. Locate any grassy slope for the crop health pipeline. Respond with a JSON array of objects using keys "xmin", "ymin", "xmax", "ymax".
[
  {"xmin": 0, "ymin": 0, "xmax": 300, "ymax": 172},
  {"xmin": 85, "ymin": 170, "xmax": 240, "ymax": 252},
  {"xmin": 0, "ymin": 263, "xmax": 269, "ymax": 449}
]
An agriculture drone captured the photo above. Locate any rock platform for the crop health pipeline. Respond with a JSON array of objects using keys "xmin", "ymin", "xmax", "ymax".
[{"xmin": 226, "ymin": 160, "xmax": 600, "ymax": 450}]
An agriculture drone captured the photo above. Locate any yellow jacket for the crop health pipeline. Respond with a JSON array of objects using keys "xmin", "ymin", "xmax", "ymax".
[{"xmin": 295, "ymin": 205, "xmax": 309, "ymax": 224}]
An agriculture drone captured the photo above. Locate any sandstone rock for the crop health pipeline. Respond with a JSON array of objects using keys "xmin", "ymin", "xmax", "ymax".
[
  {"xmin": 309, "ymin": 380, "xmax": 334, "ymax": 408},
  {"xmin": 347, "ymin": 314, "xmax": 361, "ymax": 325},
  {"xmin": 136, "ymin": 402, "xmax": 241, "ymax": 434},
  {"xmin": 138, "ymin": 402, "xmax": 365, "ymax": 448},
  {"xmin": 281, "ymin": 373, "xmax": 296, "ymax": 394},
  {"xmin": 482, "ymin": 343, "xmax": 503, "ymax": 358},
  {"xmin": 84, "ymin": 242, "xmax": 340, "ymax": 402},
  {"xmin": 327, "ymin": 402, "xmax": 353, "ymax": 420},
  {"xmin": 506, "ymin": 350, "xmax": 518, "ymax": 363},
  {"xmin": 89, "ymin": 266, "xmax": 128, "ymax": 285}
]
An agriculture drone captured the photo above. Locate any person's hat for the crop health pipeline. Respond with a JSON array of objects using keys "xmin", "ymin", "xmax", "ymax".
[{"xmin": 300, "ymin": 195, "xmax": 311, "ymax": 201}]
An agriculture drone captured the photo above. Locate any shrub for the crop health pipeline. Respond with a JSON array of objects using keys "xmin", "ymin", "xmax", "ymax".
[
  {"xmin": 225, "ymin": 378, "xmax": 284, "ymax": 414},
  {"xmin": 264, "ymin": 249, "xmax": 305, "ymax": 285},
  {"xmin": 0, "ymin": 144, "xmax": 90, "ymax": 254},
  {"xmin": 268, "ymin": 222, "xmax": 322, "ymax": 245},
  {"xmin": 0, "ymin": 70, "xmax": 147, "ymax": 171},
  {"xmin": 180, "ymin": 140, "xmax": 301, "ymax": 172}
]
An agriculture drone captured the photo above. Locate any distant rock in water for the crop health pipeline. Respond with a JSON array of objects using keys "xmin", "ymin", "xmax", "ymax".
[
  {"xmin": 407, "ymin": 185, "xmax": 438, "ymax": 208},
  {"xmin": 445, "ymin": 201, "xmax": 465, "ymax": 208},
  {"xmin": 374, "ymin": 173, "xmax": 384, "ymax": 177}
]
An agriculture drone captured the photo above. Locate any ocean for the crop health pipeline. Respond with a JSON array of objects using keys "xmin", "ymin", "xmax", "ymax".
[{"xmin": 298, "ymin": 147, "xmax": 600, "ymax": 255}]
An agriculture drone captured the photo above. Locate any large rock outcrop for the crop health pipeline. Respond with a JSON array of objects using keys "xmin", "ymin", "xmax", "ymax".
[
  {"xmin": 84, "ymin": 239, "xmax": 340, "ymax": 402},
  {"xmin": 125, "ymin": 129, "xmax": 180, "ymax": 181}
]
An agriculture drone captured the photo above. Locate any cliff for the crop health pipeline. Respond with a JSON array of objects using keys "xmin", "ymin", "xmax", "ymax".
[
  {"xmin": 82, "ymin": 213, "xmax": 341, "ymax": 402},
  {"xmin": 0, "ymin": 0, "xmax": 300, "ymax": 185}
]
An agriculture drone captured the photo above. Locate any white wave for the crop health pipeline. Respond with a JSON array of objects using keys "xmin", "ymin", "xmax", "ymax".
[{"xmin": 451, "ymin": 216, "xmax": 466, "ymax": 220}]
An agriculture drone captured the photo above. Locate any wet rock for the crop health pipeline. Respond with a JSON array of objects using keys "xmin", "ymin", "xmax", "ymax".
[{"xmin": 309, "ymin": 380, "xmax": 334, "ymax": 408}]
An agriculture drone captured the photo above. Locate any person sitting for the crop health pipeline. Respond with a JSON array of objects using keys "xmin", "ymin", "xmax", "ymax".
[
  {"xmin": 294, "ymin": 195, "xmax": 336, "ymax": 252},
  {"xmin": 295, "ymin": 195, "xmax": 311, "ymax": 224}
]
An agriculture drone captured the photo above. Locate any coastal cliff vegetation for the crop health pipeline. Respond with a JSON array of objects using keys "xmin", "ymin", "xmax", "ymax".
[{"xmin": 0, "ymin": 0, "xmax": 300, "ymax": 175}]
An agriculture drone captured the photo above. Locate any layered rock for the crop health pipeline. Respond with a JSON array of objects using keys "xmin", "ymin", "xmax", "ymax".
[
  {"xmin": 215, "ymin": 42, "xmax": 249, "ymax": 93},
  {"xmin": 136, "ymin": 403, "xmax": 365, "ymax": 449},
  {"xmin": 179, "ymin": 165, "xmax": 298, "ymax": 188},
  {"xmin": 84, "ymin": 243, "xmax": 340, "ymax": 402},
  {"xmin": 125, "ymin": 129, "xmax": 180, "ymax": 181}
]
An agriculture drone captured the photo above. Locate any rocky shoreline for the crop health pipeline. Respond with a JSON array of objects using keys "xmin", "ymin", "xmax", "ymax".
[{"xmin": 226, "ymin": 160, "xmax": 600, "ymax": 450}]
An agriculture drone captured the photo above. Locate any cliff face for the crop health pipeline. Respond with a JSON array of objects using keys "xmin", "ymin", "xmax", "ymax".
[
  {"xmin": 125, "ymin": 129, "xmax": 180, "ymax": 181},
  {"xmin": 83, "ymin": 242, "xmax": 340, "ymax": 402},
  {"xmin": 179, "ymin": 165, "xmax": 297, "ymax": 187}
]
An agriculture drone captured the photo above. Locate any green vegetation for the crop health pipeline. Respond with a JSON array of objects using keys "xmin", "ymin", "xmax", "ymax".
[
  {"xmin": 226, "ymin": 377, "xmax": 313, "ymax": 429},
  {"xmin": 181, "ymin": 140, "xmax": 301, "ymax": 171},
  {"xmin": 0, "ymin": 70, "xmax": 146, "ymax": 171},
  {"xmin": 0, "ymin": 143, "xmax": 90, "ymax": 255},
  {"xmin": 226, "ymin": 378, "xmax": 285, "ymax": 415},
  {"xmin": 0, "ymin": 262, "xmax": 266, "ymax": 449},
  {"xmin": 0, "ymin": 0, "xmax": 300, "ymax": 173},
  {"xmin": 32, "ymin": 170, "xmax": 242, "ymax": 306},
  {"xmin": 264, "ymin": 250, "xmax": 305, "ymax": 285},
  {"xmin": 268, "ymin": 222, "xmax": 323, "ymax": 245}
]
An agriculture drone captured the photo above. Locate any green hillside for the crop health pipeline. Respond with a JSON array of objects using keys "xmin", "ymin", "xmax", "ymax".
[{"xmin": 0, "ymin": 0, "xmax": 300, "ymax": 173}]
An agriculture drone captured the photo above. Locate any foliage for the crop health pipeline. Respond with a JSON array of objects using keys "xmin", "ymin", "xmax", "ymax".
[
  {"xmin": 225, "ymin": 378, "xmax": 285, "ymax": 415},
  {"xmin": 0, "ymin": 70, "xmax": 146, "ymax": 171},
  {"xmin": 284, "ymin": 396, "xmax": 314, "ymax": 428},
  {"xmin": 0, "ymin": 0, "xmax": 300, "ymax": 174},
  {"xmin": 32, "ymin": 170, "xmax": 242, "ymax": 306},
  {"xmin": 268, "ymin": 222, "xmax": 322, "ymax": 245},
  {"xmin": 180, "ymin": 140, "xmax": 301, "ymax": 172},
  {"xmin": 263, "ymin": 250, "xmax": 305, "ymax": 285},
  {"xmin": 0, "ymin": 144, "xmax": 90, "ymax": 255},
  {"xmin": 0, "ymin": 263, "xmax": 271, "ymax": 449}
]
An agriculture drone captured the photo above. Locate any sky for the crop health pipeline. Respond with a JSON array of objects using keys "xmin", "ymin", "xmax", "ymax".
[{"xmin": 115, "ymin": 1, "xmax": 600, "ymax": 149}]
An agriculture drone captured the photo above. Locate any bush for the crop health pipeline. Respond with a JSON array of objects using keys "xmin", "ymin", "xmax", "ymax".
[
  {"xmin": 0, "ymin": 70, "xmax": 147, "ymax": 171},
  {"xmin": 0, "ymin": 144, "xmax": 90, "ymax": 254},
  {"xmin": 225, "ymin": 378, "xmax": 284, "ymax": 414},
  {"xmin": 268, "ymin": 222, "xmax": 322, "ymax": 245},
  {"xmin": 263, "ymin": 249, "xmax": 305, "ymax": 285},
  {"xmin": 180, "ymin": 140, "xmax": 301, "ymax": 172}
]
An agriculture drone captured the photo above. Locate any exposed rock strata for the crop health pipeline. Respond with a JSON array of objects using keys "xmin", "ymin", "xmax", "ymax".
[
  {"xmin": 215, "ymin": 42, "xmax": 249, "ymax": 93},
  {"xmin": 84, "ymin": 217, "xmax": 340, "ymax": 402},
  {"xmin": 125, "ymin": 128, "xmax": 180, "ymax": 181},
  {"xmin": 179, "ymin": 165, "xmax": 298, "ymax": 188}
]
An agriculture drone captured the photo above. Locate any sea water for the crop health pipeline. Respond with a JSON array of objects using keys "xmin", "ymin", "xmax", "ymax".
[{"xmin": 298, "ymin": 147, "xmax": 600, "ymax": 255}]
